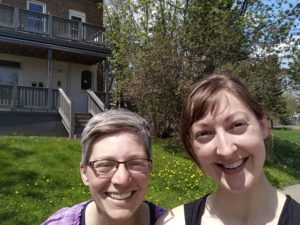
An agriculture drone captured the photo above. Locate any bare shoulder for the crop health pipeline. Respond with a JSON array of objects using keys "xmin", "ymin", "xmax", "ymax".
[{"xmin": 155, "ymin": 205, "xmax": 185, "ymax": 225}]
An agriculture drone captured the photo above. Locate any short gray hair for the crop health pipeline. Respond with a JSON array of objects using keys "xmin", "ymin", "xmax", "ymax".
[{"xmin": 81, "ymin": 109, "xmax": 151, "ymax": 166}]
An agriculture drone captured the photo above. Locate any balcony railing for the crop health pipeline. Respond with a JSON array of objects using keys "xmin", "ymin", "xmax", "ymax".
[
  {"xmin": 0, "ymin": 3, "xmax": 105, "ymax": 45},
  {"xmin": 0, "ymin": 85, "xmax": 58, "ymax": 111}
]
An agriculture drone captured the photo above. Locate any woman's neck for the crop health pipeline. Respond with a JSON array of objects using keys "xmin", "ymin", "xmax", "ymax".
[
  {"xmin": 204, "ymin": 173, "xmax": 285, "ymax": 225},
  {"xmin": 85, "ymin": 201, "xmax": 149, "ymax": 225}
]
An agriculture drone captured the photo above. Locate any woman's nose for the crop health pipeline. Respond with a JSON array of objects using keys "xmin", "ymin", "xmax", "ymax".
[
  {"xmin": 215, "ymin": 131, "xmax": 237, "ymax": 156},
  {"xmin": 110, "ymin": 164, "xmax": 131, "ymax": 185}
]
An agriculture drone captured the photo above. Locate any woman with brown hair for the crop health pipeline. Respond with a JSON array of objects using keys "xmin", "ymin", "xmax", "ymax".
[{"xmin": 157, "ymin": 74, "xmax": 300, "ymax": 225}]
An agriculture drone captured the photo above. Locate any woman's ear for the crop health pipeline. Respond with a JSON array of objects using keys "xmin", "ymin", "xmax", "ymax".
[
  {"xmin": 80, "ymin": 164, "xmax": 89, "ymax": 186},
  {"xmin": 259, "ymin": 116, "xmax": 269, "ymax": 139}
]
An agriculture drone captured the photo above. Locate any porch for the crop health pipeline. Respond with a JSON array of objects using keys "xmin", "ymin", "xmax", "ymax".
[
  {"xmin": 0, "ymin": 85, "xmax": 106, "ymax": 138},
  {"xmin": 0, "ymin": 3, "xmax": 105, "ymax": 46},
  {"xmin": 0, "ymin": 3, "xmax": 111, "ymax": 65}
]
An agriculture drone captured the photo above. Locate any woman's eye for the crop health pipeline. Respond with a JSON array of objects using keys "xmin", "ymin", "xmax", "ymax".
[
  {"xmin": 234, "ymin": 121, "xmax": 244, "ymax": 127},
  {"xmin": 96, "ymin": 161, "xmax": 115, "ymax": 168},
  {"xmin": 200, "ymin": 131, "xmax": 211, "ymax": 136},
  {"xmin": 231, "ymin": 121, "xmax": 247, "ymax": 133},
  {"xmin": 194, "ymin": 130, "xmax": 214, "ymax": 143}
]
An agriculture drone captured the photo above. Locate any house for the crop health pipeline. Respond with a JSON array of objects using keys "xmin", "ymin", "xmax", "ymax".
[
  {"xmin": 293, "ymin": 112, "xmax": 300, "ymax": 124},
  {"xmin": 0, "ymin": 0, "xmax": 111, "ymax": 137}
]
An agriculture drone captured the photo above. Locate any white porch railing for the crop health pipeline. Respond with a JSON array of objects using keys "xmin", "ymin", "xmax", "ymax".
[
  {"xmin": 87, "ymin": 90, "xmax": 105, "ymax": 116},
  {"xmin": 0, "ymin": 3, "xmax": 105, "ymax": 45},
  {"xmin": 0, "ymin": 85, "xmax": 106, "ymax": 138},
  {"xmin": 58, "ymin": 88, "xmax": 74, "ymax": 138},
  {"xmin": 0, "ymin": 85, "xmax": 58, "ymax": 111}
]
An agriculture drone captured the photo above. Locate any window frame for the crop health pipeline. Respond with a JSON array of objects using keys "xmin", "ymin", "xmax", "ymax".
[
  {"xmin": 69, "ymin": 9, "xmax": 86, "ymax": 23},
  {"xmin": 26, "ymin": 0, "xmax": 47, "ymax": 13}
]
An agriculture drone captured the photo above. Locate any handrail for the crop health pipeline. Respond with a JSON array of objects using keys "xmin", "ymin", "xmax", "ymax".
[
  {"xmin": 87, "ymin": 90, "xmax": 105, "ymax": 116},
  {"xmin": 58, "ymin": 88, "xmax": 74, "ymax": 138}
]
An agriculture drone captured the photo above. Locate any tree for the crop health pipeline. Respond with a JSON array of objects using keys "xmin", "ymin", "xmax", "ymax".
[
  {"xmin": 219, "ymin": 55, "xmax": 288, "ymax": 118},
  {"xmin": 102, "ymin": 0, "xmax": 300, "ymax": 136},
  {"xmin": 290, "ymin": 49, "xmax": 300, "ymax": 85}
]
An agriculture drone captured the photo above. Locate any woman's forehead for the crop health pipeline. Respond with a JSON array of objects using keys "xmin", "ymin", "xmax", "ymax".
[{"xmin": 191, "ymin": 92, "xmax": 251, "ymax": 122}]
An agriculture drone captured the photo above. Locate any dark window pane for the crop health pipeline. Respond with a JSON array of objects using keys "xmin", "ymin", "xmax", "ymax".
[{"xmin": 29, "ymin": 3, "xmax": 43, "ymax": 13}]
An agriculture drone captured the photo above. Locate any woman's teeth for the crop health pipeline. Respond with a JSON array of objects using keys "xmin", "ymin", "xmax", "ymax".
[
  {"xmin": 222, "ymin": 159, "xmax": 244, "ymax": 169},
  {"xmin": 107, "ymin": 192, "xmax": 133, "ymax": 200}
]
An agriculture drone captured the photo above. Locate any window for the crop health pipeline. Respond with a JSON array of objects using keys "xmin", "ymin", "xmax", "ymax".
[
  {"xmin": 81, "ymin": 71, "xmax": 92, "ymax": 90},
  {"xmin": 69, "ymin": 9, "xmax": 86, "ymax": 22},
  {"xmin": 0, "ymin": 70, "xmax": 19, "ymax": 86},
  {"xmin": 0, "ymin": 60, "xmax": 20, "ymax": 86},
  {"xmin": 27, "ymin": 0, "xmax": 46, "ymax": 13}
]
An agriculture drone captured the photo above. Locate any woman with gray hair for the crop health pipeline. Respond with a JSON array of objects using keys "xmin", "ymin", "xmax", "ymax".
[{"xmin": 42, "ymin": 109, "xmax": 165, "ymax": 225}]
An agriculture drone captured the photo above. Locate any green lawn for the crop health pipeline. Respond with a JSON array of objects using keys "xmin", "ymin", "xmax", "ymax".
[
  {"xmin": 271, "ymin": 128, "xmax": 300, "ymax": 144},
  {"xmin": 0, "ymin": 130, "xmax": 300, "ymax": 225}
]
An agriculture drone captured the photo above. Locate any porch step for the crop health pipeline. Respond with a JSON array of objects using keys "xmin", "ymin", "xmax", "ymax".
[{"xmin": 74, "ymin": 112, "xmax": 92, "ymax": 137}]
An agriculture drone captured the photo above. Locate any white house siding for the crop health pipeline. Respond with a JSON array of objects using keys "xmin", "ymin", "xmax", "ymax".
[
  {"xmin": 22, "ymin": 57, "xmax": 47, "ymax": 87},
  {"xmin": 0, "ymin": 53, "xmax": 97, "ymax": 112}
]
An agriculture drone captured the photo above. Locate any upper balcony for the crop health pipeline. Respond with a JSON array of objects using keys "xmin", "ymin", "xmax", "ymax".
[{"xmin": 0, "ymin": 3, "xmax": 111, "ymax": 64}]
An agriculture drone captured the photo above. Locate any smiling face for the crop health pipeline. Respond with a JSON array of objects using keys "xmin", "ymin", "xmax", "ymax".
[
  {"xmin": 190, "ymin": 93, "xmax": 269, "ymax": 193},
  {"xmin": 80, "ymin": 131, "xmax": 150, "ymax": 221}
]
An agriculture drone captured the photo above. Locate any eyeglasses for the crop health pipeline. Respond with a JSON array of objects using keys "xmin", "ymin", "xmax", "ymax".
[{"xmin": 88, "ymin": 158, "xmax": 152, "ymax": 177}]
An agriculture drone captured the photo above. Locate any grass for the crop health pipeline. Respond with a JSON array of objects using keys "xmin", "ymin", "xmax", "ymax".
[
  {"xmin": 0, "ymin": 129, "xmax": 300, "ymax": 225},
  {"xmin": 271, "ymin": 128, "xmax": 300, "ymax": 144}
]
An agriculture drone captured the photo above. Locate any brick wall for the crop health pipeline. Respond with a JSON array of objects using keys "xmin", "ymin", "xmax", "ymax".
[
  {"xmin": 1, "ymin": 0, "xmax": 103, "ymax": 25},
  {"xmin": 2, "ymin": 0, "xmax": 25, "ymax": 8}
]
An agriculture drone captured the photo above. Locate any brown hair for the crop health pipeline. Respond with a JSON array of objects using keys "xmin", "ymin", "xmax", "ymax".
[{"xmin": 179, "ymin": 74, "xmax": 265, "ymax": 165}]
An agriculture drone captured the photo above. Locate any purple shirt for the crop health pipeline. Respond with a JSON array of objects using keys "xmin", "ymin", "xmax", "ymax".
[{"xmin": 41, "ymin": 200, "xmax": 165, "ymax": 225}]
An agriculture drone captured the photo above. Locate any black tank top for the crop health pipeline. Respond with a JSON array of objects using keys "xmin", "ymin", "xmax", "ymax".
[
  {"xmin": 184, "ymin": 195, "xmax": 300, "ymax": 225},
  {"xmin": 184, "ymin": 194, "xmax": 207, "ymax": 225},
  {"xmin": 80, "ymin": 201, "xmax": 157, "ymax": 225}
]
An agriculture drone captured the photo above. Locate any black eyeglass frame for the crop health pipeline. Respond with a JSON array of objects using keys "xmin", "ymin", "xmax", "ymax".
[{"xmin": 87, "ymin": 158, "xmax": 152, "ymax": 176}]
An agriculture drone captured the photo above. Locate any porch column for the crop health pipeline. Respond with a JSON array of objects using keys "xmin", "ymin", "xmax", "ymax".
[{"xmin": 47, "ymin": 49, "xmax": 53, "ymax": 110}]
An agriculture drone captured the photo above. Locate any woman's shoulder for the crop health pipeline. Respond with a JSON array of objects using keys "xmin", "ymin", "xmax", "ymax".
[
  {"xmin": 155, "ymin": 196, "xmax": 207, "ymax": 225},
  {"xmin": 41, "ymin": 200, "xmax": 92, "ymax": 225},
  {"xmin": 155, "ymin": 204, "xmax": 185, "ymax": 225},
  {"xmin": 145, "ymin": 200, "xmax": 166, "ymax": 219}
]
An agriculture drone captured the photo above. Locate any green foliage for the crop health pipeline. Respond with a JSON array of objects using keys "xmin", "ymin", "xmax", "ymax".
[
  {"xmin": 1, "ymin": 134, "xmax": 300, "ymax": 224},
  {"xmin": 103, "ymin": 0, "xmax": 300, "ymax": 136},
  {"xmin": 219, "ymin": 54, "xmax": 288, "ymax": 117},
  {"xmin": 290, "ymin": 50, "xmax": 300, "ymax": 84}
]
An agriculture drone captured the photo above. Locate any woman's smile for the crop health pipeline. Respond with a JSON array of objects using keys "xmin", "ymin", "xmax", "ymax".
[
  {"xmin": 105, "ymin": 191, "xmax": 135, "ymax": 201},
  {"xmin": 216, "ymin": 157, "xmax": 248, "ymax": 174}
]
